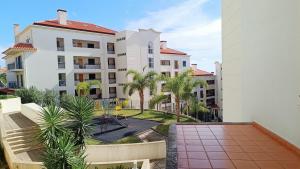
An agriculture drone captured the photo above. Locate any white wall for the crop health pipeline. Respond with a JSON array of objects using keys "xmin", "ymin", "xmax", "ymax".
[{"xmin": 222, "ymin": 0, "xmax": 300, "ymax": 147}]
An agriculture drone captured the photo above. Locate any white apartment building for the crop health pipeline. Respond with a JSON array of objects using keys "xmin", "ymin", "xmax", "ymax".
[
  {"xmin": 2, "ymin": 9, "xmax": 190, "ymax": 109},
  {"xmin": 223, "ymin": 0, "xmax": 300, "ymax": 148}
]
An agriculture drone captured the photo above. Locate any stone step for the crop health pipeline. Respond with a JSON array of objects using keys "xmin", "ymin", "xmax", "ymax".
[
  {"xmin": 6, "ymin": 126, "xmax": 39, "ymax": 134},
  {"xmin": 6, "ymin": 130, "xmax": 39, "ymax": 138},
  {"xmin": 13, "ymin": 145, "xmax": 43, "ymax": 154},
  {"xmin": 8, "ymin": 138, "xmax": 39, "ymax": 146},
  {"xmin": 6, "ymin": 134, "xmax": 38, "ymax": 142},
  {"xmin": 11, "ymin": 143, "xmax": 41, "ymax": 150}
]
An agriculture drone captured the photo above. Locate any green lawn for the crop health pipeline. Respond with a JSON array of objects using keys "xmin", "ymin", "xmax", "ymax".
[{"xmin": 93, "ymin": 109, "xmax": 196, "ymax": 136}]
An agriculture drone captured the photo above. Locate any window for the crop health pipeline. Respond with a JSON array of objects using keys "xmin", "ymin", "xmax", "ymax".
[
  {"xmin": 88, "ymin": 59, "xmax": 95, "ymax": 65},
  {"xmin": 20, "ymin": 75, "xmax": 23, "ymax": 87},
  {"xmin": 89, "ymin": 74, "xmax": 96, "ymax": 80},
  {"xmin": 15, "ymin": 56, "xmax": 22, "ymax": 69},
  {"xmin": 160, "ymin": 60, "xmax": 170, "ymax": 65},
  {"xmin": 58, "ymin": 56, "xmax": 65, "ymax": 69},
  {"xmin": 206, "ymin": 89, "xmax": 215, "ymax": 97},
  {"xmin": 206, "ymin": 98, "xmax": 215, "ymax": 106},
  {"xmin": 200, "ymin": 91, "xmax": 204, "ymax": 98},
  {"xmin": 148, "ymin": 41, "xmax": 153, "ymax": 54},
  {"xmin": 108, "ymin": 72, "xmax": 116, "ymax": 84},
  {"xmin": 109, "ymin": 87, "xmax": 117, "ymax": 98},
  {"xmin": 87, "ymin": 43, "xmax": 95, "ymax": 48},
  {"xmin": 108, "ymin": 58, "xmax": 116, "ymax": 69},
  {"xmin": 116, "ymin": 37, "xmax": 126, "ymax": 41},
  {"xmin": 207, "ymin": 80, "xmax": 215, "ymax": 85},
  {"xmin": 161, "ymin": 72, "xmax": 171, "ymax": 77},
  {"xmin": 174, "ymin": 60, "xmax": 179, "ymax": 69},
  {"xmin": 58, "ymin": 73, "xmax": 66, "ymax": 86},
  {"xmin": 90, "ymin": 88, "xmax": 97, "ymax": 95},
  {"xmin": 148, "ymin": 58, "xmax": 154, "ymax": 68},
  {"xmin": 107, "ymin": 43, "xmax": 115, "ymax": 54},
  {"xmin": 56, "ymin": 38, "xmax": 64, "ymax": 51},
  {"xmin": 162, "ymin": 94, "xmax": 171, "ymax": 104},
  {"xmin": 59, "ymin": 90, "xmax": 67, "ymax": 96},
  {"xmin": 117, "ymin": 53, "xmax": 126, "ymax": 56},
  {"xmin": 183, "ymin": 61, "xmax": 187, "ymax": 67}
]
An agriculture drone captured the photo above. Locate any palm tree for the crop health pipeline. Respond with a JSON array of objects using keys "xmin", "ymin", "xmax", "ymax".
[
  {"xmin": 63, "ymin": 96, "xmax": 95, "ymax": 150},
  {"xmin": 39, "ymin": 104, "xmax": 67, "ymax": 147},
  {"xmin": 76, "ymin": 80, "xmax": 101, "ymax": 97},
  {"xmin": 149, "ymin": 94, "xmax": 168, "ymax": 109},
  {"xmin": 160, "ymin": 69, "xmax": 206, "ymax": 122},
  {"xmin": 0, "ymin": 73, "xmax": 7, "ymax": 87},
  {"xmin": 123, "ymin": 70, "xmax": 157, "ymax": 114},
  {"xmin": 190, "ymin": 99, "xmax": 210, "ymax": 121}
]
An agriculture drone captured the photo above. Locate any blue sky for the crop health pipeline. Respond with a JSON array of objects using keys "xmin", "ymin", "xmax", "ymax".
[{"xmin": 0, "ymin": 0, "xmax": 221, "ymax": 71}]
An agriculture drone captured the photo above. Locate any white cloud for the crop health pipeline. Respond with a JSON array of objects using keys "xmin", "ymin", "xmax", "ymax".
[{"xmin": 126, "ymin": 0, "xmax": 221, "ymax": 72}]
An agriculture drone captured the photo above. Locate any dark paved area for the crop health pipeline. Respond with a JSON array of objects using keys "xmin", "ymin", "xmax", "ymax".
[{"xmin": 91, "ymin": 117, "xmax": 160, "ymax": 143}]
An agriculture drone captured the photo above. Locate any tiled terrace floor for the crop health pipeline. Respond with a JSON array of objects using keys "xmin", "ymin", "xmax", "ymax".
[{"xmin": 176, "ymin": 124, "xmax": 300, "ymax": 169}]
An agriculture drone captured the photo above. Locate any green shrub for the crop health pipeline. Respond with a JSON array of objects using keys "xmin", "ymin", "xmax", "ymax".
[
  {"xmin": 0, "ymin": 95, "xmax": 16, "ymax": 100},
  {"xmin": 42, "ymin": 89, "xmax": 59, "ymax": 106},
  {"xmin": 15, "ymin": 87, "xmax": 43, "ymax": 104}
]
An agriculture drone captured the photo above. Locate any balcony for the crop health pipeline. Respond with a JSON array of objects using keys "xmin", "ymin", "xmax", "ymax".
[
  {"xmin": 109, "ymin": 93, "xmax": 117, "ymax": 98},
  {"xmin": 74, "ymin": 78, "xmax": 101, "ymax": 86},
  {"xmin": 109, "ymin": 78, "xmax": 116, "ymax": 84},
  {"xmin": 7, "ymin": 62, "xmax": 23, "ymax": 71},
  {"xmin": 58, "ymin": 63, "xmax": 65, "ymax": 69},
  {"xmin": 108, "ymin": 64, "xmax": 116, "ymax": 69},
  {"xmin": 8, "ymin": 81, "xmax": 18, "ymax": 88},
  {"xmin": 90, "ymin": 94, "xmax": 102, "ymax": 99},
  {"xmin": 74, "ymin": 64, "xmax": 101, "ymax": 69}
]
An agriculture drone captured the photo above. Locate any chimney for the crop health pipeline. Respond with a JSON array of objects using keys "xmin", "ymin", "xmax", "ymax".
[
  {"xmin": 13, "ymin": 24, "xmax": 20, "ymax": 42},
  {"xmin": 57, "ymin": 9, "xmax": 67, "ymax": 25},
  {"xmin": 160, "ymin": 41, "xmax": 167, "ymax": 49},
  {"xmin": 191, "ymin": 64, "xmax": 197, "ymax": 69}
]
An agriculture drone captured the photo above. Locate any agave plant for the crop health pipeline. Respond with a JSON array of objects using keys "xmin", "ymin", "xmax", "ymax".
[{"xmin": 63, "ymin": 96, "xmax": 95, "ymax": 150}]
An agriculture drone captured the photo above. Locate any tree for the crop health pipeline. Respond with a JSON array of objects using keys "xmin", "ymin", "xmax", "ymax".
[
  {"xmin": 189, "ymin": 98, "xmax": 209, "ymax": 120},
  {"xmin": 42, "ymin": 89, "xmax": 59, "ymax": 106},
  {"xmin": 149, "ymin": 94, "xmax": 168, "ymax": 109},
  {"xmin": 15, "ymin": 86, "xmax": 43, "ymax": 104},
  {"xmin": 76, "ymin": 80, "xmax": 101, "ymax": 97},
  {"xmin": 123, "ymin": 70, "xmax": 157, "ymax": 114},
  {"xmin": 0, "ymin": 73, "xmax": 7, "ymax": 87},
  {"xmin": 160, "ymin": 69, "xmax": 206, "ymax": 122},
  {"xmin": 63, "ymin": 96, "xmax": 95, "ymax": 150}
]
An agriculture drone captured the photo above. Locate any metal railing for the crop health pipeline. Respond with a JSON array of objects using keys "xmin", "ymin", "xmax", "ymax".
[
  {"xmin": 59, "ymin": 80, "xmax": 66, "ymax": 86},
  {"xmin": 109, "ymin": 79, "xmax": 116, "ymax": 84},
  {"xmin": 74, "ymin": 64, "xmax": 101, "ymax": 69}
]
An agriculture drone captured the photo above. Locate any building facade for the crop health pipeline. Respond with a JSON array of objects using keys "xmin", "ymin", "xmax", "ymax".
[
  {"xmin": 3, "ymin": 9, "xmax": 190, "ymax": 109},
  {"xmin": 222, "ymin": 0, "xmax": 300, "ymax": 147}
]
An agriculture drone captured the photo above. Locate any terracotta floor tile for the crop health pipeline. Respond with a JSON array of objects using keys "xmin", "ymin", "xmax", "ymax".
[
  {"xmin": 178, "ymin": 158, "xmax": 189, "ymax": 168},
  {"xmin": 236, "ymin": 140, "xmax": 257, "ymax": 146},
  {"xmin": 222, "ymin": 146, "xmax": 243, "ymax": 153},
  {"xmin": 232, "ymin": 135, "xmax": 250, "ymax": 141},
  {"xmin": 185, "ymin": 135, "xmax": 200, "ymax": 140},
  {"xmin": 279, "ymin": 161, "xmax": 300, "ymax": 169},
  {"xmin": 187, "ymin": 152, "xmax": 208, "ymax": 159},
  {"xmin": 197, "ymin": 128, "xmax": 211, "ymax": 132},
  {"xmin": 202, "ymin": 140, "xmax": 220, "ymax": 146},
  {"xmin": 227, "ymin": 152, "xmax": 251, "ymax": 160},
  {"xmin": 232, "ymin": 160, "xmax": 260, "ymax": 169},
  {"xmin": 184, "ymin": 131, "xmax": 199, "ymax": 135},
  {"xmin": 188, "ymin": 159, "xmax": 212, "ymax": 169},
  {"xmin": 241, "ymin": 145, "xmax": 263, "ymax": 153},
  {"xmin": 207, "ymin": 152, "xmax": 229, "ymax": 160},
  {"xmin": 267, "ymin": 151, "xmax": 300, "ymax": 161},
  {"xmin": 218, "ymin": 140, "xmax": 238, "ymax": 146},
  {"xmin": 178, "ymin": 151, "xmax": 188, "ymax": 159},
  {"xmin": 198, "ymin": 131, "xmax": 214, "ymax": 136},
  {"xmin": 247, "ymin": 152, "xmax": 273, "ymax": 161},
  {"xmin": 200, "ymin": 135, "xmax": 216, "ymax": 140},
  {"xmin": 185, "ymin": 139, "xmax": 202, "ymax": 145},
  {"xmin": 255, "ymin": 161, "xmax": 284, "ymax": 169},
  {"xmin": 204, "ymin": 145, "xmax": 224, "ymax": 152},
  {"xmin": 177, "ymin": 145, "xmax": 186, "ymax": 152},
  {"xmin": 215, "ymin": 135, "xmax": 233, "ymax": 140},
  {"xmin": 210, "ymin": 160, "xmax": 236, "ymax": 169},
  {"xmin": 186, "ymin": 145, "xmax": 205, "ymax": 152},
  {"xmin": 177, "ymin": 139, "xmax": 186, "ymax": 145}
]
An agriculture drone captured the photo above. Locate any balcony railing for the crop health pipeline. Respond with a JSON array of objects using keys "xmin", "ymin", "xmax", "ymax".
[
  {"xmin": 75, "ymin": 79, "xmax": 101, "ymax": 85},
  {"xmin": 109, "ymin": 79, "xmax": 116, "ymax": 84},
  {"xmin": 8, "ymin": 81, "xmax": 18, "ymax": 88},
  {"xmin": 89, "ymin": 94, "xmax": 102, "ymax": 99},
  {"xmin": 109, "ymin": 93, "xmax": 117, "ymax": 98},
  {"xmin": 107, "ymin": 50, "xmax": 115, "ymax": 54},
  {"xmin": 59, "ymin": 80, "xmax": 66, "ymax": 86},
  {"xmin": 57, "ymin": 46, "xmax": 65, "ymax": 51},
  {"xmin": 108, "ymin": 64, "xmax": 116, "ymax": 69},
  {"xmin": 58, "ymin": 63, "xmax": 65, "ymax": 69},
  {"xmin": 74, "ymin": 64, "xmax": 101, "ymax": 69}
]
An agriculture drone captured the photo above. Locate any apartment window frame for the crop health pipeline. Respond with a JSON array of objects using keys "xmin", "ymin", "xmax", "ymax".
[
  {"xmin": 89, "ymin": 73, "xmax": 96, "ymax": 80},
  {"xmin": 148, "ymin": 41, "xmax": 153, "ymax": 54},
  {"xmin": 174, "ymin": 60, "xmax": 179, "ymax": 69},
  {"xmin": 57, "ymin": 55, "xmax": 65, "ymax": 69},
  {"xmin": 108, "ymin": 58, "xmax": 116, "ymax": 69},
  {"xmin": 107, "ymin": 42, "xmax": 115, "ymax": 54},
  {"xmin": 183, "ymin": 60, "xmax": 187, "ymax": 67},
  {"xmin": 90, "ymin": 88, "xmax": 97, "ymax": 95},
  {"xmin": 58, "ymin": 73, "xmax": 66, "ymax": 86},
  {"xmin": 207, "ymin": 80, "xmax": 215, "ymax": 85},
  {"xmin": 56, "ymin": 37, "xmax": 65, "ymax": 51},
  {"xmin": 160, "ymin": 60, "xmax": 170, "ymax": 66},
  {"xmin": 148, "ymin": 57, "xmax": 154, "ymax": 68},
  {"xmin": 88, "ymin": 58, "xmax": 95, "ymax": 65}
]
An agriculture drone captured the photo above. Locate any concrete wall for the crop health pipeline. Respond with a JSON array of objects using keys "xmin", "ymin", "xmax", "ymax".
[
  {"xmin": 86, "ymin": 141, "xmax": 166, "ymax": 162},
  {"xmin": 0, "ymin": 97, "xmax": 21, "ymax": 114},
  {"xmin": 222, "ymin": 0, "xmax": 300, "ymax": 147}
]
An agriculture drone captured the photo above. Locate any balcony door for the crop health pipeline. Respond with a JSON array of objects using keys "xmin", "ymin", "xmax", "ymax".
[
  {"xmin": 78, "ymin": 58, "xmax": 84, "ymax": 67},
  {"xmin": 79, "ymin": 74, "xmax": 84, "ymax": 82}
]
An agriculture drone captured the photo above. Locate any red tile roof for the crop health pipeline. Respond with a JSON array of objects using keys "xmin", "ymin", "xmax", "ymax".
[
  {"xmin": 33, "ymin": 20, "xmax": 117, "ymax": 35},
  {"xmin": 2, "ymin": 43, "xmax": 36, "ymax": 55},
  {"xmin": 160, "ymin": 48, "xmax": 187, "ymax": 55},
  {"xmin": 192, "ymin": 68, "xmax": 214, "ymax": 76}
]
